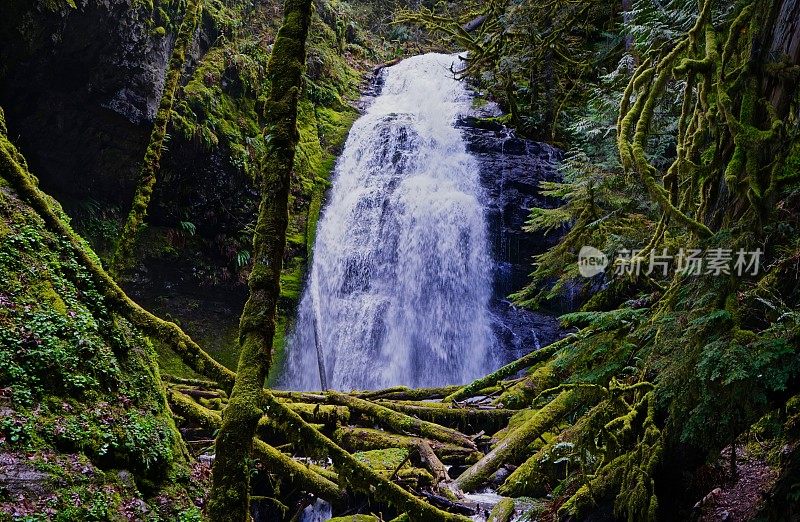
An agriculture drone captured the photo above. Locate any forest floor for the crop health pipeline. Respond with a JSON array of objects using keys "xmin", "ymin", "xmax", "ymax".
[{"xmin": 695, "ymin": 446, "xmax": 778, "ymax": 521}]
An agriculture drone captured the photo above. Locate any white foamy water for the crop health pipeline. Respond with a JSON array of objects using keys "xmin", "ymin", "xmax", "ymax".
[{"xmin": 281, "ymin": 53, "xmax": 496, "ymax": 390}]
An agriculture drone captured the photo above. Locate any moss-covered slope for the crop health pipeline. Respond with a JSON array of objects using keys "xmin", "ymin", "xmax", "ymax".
[{"xmin": 0, "ymin": 118, "xmax": 204, "ymax": 520}]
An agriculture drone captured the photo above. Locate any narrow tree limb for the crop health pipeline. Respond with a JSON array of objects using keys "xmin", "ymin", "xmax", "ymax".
[
  {"xmin": 273, "ymin": 390, "xmax": 328, "ymax": 402},
  {"xmin": 162, "ymin": 374, "xmax": 221, "ymax": 388},
  {"xmin": 462, "ymin": 15, "xmax": 488, "ymax": 33}
]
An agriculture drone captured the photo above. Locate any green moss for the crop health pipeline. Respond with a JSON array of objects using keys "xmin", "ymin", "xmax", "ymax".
[
  {"xmin": 487, "ymin": 497, "xmax": 516, "ymax": 522},
  {"xmin": 111, "ymin": 0, "xmax": 203, "ymax": 275},
  {"xmin": 353, "ymin": 448, "xmax": 410, "ymax": 471},
  {"xmin": 329, "ymin": 515, "xmax": 380, "ymax": 522},
  {"xmin": 0, "ymin": 167, "xmax": 198, "ymax": 519}
]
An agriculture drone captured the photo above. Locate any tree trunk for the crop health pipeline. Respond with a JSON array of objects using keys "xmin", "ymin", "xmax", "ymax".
[
  {"xmin": 207, "ymin": 0, "xmax": 313, "ymax": 518},
  {"xmin": 763, "ymin": 0, "xmax": 800, "ymax": 117}
]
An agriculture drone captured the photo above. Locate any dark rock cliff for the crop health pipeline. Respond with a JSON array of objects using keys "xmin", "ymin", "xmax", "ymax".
[{"xmin": 457, "ymin": 105, "xmax": 566, "ymax": 361}]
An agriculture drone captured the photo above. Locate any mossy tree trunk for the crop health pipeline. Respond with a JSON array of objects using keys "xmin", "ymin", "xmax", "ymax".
[{"xmin": 207, "ymin": 0, "xmax": 313, "ymax": 518}]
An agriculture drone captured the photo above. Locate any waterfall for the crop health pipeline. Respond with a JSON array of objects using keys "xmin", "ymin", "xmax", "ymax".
[{"xmin": 281, "ymin": 53, "xmax": 496, "ymax": 390}]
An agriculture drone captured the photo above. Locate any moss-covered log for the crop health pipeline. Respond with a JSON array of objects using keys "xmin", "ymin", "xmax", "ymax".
[
  {"xmin": 416, "ymin": 439, "xmax": 450, "ymax": 485},
  {"xmin": 285, "ymin": 402, "xmax": 350, "ymax": 426},
  {"xmin": 262, "ymin": 391, "xmax": 473, "ymax": 521},
  {"xmin": 327, "ymin": 391, "xmax": 477, "ymax": 449},
  {"xmin": 167, "ymin": 389, "xmax": 342, "ymax": 502},
  {"xmin": 273, "ymin": 390, "xmax": 329, "ymax": 402},
  {"xmin": 333, "ymin": 427, "xmax": 483, "ymax": 465},
  {"xmin": 208, "ymin": 0, "xmax": 314, "ymax": 516},
  {"xmin": 358, "ymin": 385, "xmax": 463, "ymax": 401},
  {"xmin": 454, "ymin": 388, "xmax": 596, "ymax": 492},
  {"xmin": 110, "ymin": 0, "xmax": 203, "ymax": 276},
  {"xmin": 494, "ymin": 362, "xmax": 559, "ymax": 409},
  {"xmin": 444, "ymin": 337, "xmax": 569, "ymax": 403},
  {"xmin": 487, "ymin": 498, "xmax": 515, "ymax": 522},
  {"xmin": 496, "ymin": 436, "xmax": 557, "ymax": 497},
  {"xmin": 374, "ymin": 399, "xmax": 513, "ymax": 434}
]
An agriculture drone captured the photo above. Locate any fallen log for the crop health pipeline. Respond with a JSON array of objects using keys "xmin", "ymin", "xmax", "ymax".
[
  {"xmin": 375, "ymin": 400, "xmax": 513, "ymax": 434},
  {"xmin": 162, "ymin": 374, "xmax": 221, "ymax": 388},
  {"xmin": 327, "ymin": 391, "xmax": 477, "ymax": 449},
  {"xmin": 262, "ymin": 391, "xmax": 473, "ymax": 521},
  {"xmin": 419, "ymin": 491, "xmax": 477, "ymax": 516},
  {"xmin": 358, "ymin": 385, "xmax": 462, "ymax": 401},
  {"xmin": 285, "ymin": 402, "xmax": 350, "ymax": 426},
  {"xmin": 416, "ymin": 439, "xmax": 450, "ymax": 486},
  {"xmin": 493, "ymin": 363, "xmax": 558, "ymax": 409},
  {"xmin": 170, "ymin": 387, "xmax": 225, "ymax": 400},
  {"xmin": 499, "ymin": 398, "xmax": 626, "ymax": 497},
  {"xmin": 167, "ymin": 390, "xmax": 342, "ymax": 502},
  {"xmin": 444, "ymin": 336, "xmax": 572, "ymax": 403},
  {"xmin": 372, "ymin": 57, "xmax": 403, "ymax": 73},
  {"xmin": 273, "ymin": 390, "xmax": 328, "ymax": 403},
  {"xmin": 333, "ymin": 427, "xmax": 482, "ymax": 465},
  {"xmin": 462, "ymin": 15, "xmax": 488, "ymax": 33},
  {"xmin": 487, "ymin": 498, "xmax": 515, "ymax": 522},
  {"xmin": 454, "ymin": 388, "xmax": 598, "ymax": 492}
]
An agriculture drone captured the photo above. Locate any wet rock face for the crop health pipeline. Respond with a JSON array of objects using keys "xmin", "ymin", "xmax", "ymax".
[
  {"xmin": 0, "ymin": 0, "xmax": 218, "ymax": 208},
  {"xmin": 0, "ymin": 0, "xmax": 251, "ymax": 278},
  {"xmin": 0, "ymin": 0, "xmax": 178, "ymax": 202},
  {"xmin": 456, "ymin": 111, "xmax": 564, "ymax": 298},
  {"xmin": 456, "ymin": 104, "xmax": 567, "ymax": 357}
]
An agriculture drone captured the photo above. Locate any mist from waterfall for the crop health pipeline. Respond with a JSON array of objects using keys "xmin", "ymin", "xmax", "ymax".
[{"xmin": 281, "ymin": 53, "xmax": 496, "ymax": 390}]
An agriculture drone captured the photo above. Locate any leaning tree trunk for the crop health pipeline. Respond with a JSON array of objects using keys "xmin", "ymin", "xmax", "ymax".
[
  {"xmin": 207, "ymin": 0, "xmax": 313, "ymax": 519},
  {"xmin": 110, "ymin": 0, "xmax": 202, "ymax": 277}
]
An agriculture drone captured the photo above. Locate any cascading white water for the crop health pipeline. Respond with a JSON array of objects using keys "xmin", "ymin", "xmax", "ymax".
[{"xmin": 281, "ymin": 53, "xmax": 497, "ymax": 391}]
